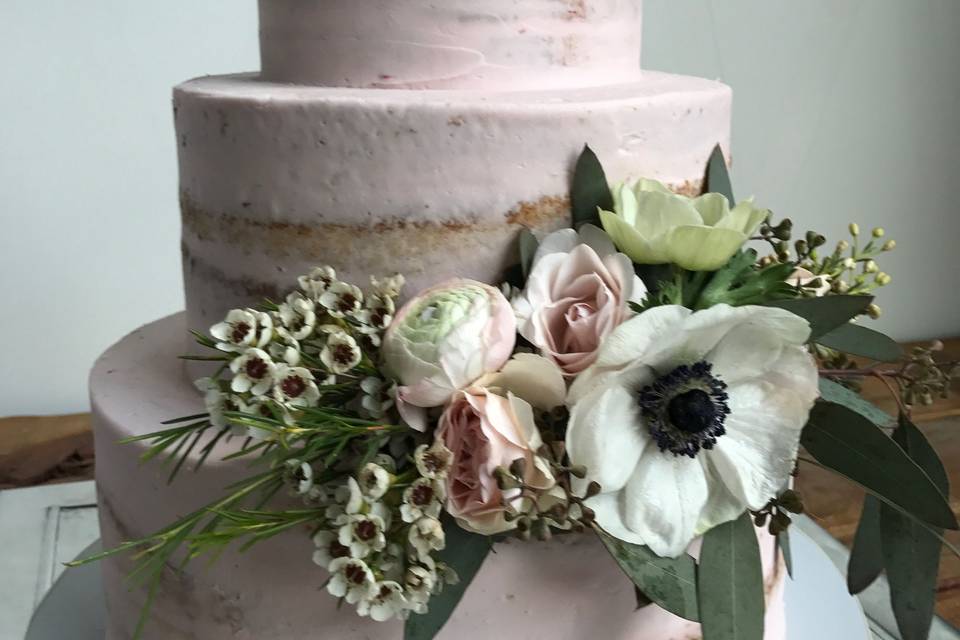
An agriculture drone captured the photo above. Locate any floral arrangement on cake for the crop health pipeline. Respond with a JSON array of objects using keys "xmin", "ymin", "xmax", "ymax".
[{"xmin": 81, "ymin": 147, "xmax": 958, "ymax": 640}]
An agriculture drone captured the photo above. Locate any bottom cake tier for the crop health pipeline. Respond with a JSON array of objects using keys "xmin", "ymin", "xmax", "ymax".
[{"xmin": 91, "ymin": 313, "xmax": 788, "ymax": 640}]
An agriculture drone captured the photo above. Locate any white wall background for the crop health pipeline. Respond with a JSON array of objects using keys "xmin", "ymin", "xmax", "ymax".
[{"xmin": 1, "ymin": 1, "xmax": 959, "ymax": 416}]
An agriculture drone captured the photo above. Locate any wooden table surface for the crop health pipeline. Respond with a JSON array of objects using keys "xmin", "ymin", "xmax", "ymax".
[{"xmin": 2, "ymin": 340, "xmax": 958, "ymax": 627}]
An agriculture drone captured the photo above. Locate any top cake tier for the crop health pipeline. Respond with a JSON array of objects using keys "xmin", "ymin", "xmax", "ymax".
[{"xmin": 259, "ymin": 0, "xmax": 644, "ymax": 89}]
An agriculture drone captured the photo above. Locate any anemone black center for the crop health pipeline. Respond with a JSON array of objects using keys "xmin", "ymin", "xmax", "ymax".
[
  {"xmin": 667, "ymin": 389, "xmax": 717, "ymax": 434},
  {"xmin": 637, "ymin": 361, "xmax": 731, "ymax": 458}
]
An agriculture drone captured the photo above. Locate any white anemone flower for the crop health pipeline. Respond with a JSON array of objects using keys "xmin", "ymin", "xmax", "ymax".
[
  {"xmin": 327, "ymin": 558, "xmax": 377, "ymax": 604},
  {"xmin": 229, "ymin": 348, "xmax": 276, "ymax": 397},
  {"xmin": 210, "ymin": 308, "xmax": 273, "ymax": 353},
  {"xmin": 272, "ymin": 364, "xmax": 321, "ymax": 409},
  {"xmin": 566, "ymin": 304, "xmax": 818, "ymax": 558}
]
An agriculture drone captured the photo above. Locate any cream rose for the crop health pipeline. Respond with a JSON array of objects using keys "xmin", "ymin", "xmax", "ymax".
[
  {"xmin": 437, "ymin": 355, "xmax": 564, "ymax": 535},
  {"xmin": 514, "ymin": 225, "xmax": 646, "ymax": 376}
]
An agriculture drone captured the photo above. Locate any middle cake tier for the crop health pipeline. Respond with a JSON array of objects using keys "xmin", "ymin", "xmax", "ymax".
[{"xmin": 175, "ymin": 71, "xmax": 732, "ymax": 336}]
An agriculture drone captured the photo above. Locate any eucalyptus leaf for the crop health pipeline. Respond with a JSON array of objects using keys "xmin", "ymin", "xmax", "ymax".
[
  {"xmin": 698, "ymin": 513, "xmax": 765, "ymax": 640},
  {"xmin": 816, "ymin": 322, "xmax": 902, "ymax": 362},
  {"xmin": 571, "ymin": 145, "xmax": 613, "ymax": 229},
  {"xmin": 704, "ymin": 144, "xmax": 735, "ymax": 205},
  {"xmin": 880, "ymin": 415, "xmax": 948, "ymax": 640},
  {"xmin": 801, "ymin": 401, "xmax": 957, "ymax": 530},
  {"xmin": 404, "ymin": 521, "xmax": 491, "ymax": 640},
  {"xmin": 764, "ymin": 295, "xmax": 873, "ymax": 340},
  {"xmin": 846, "ymin": 495, "xmax": 884, "ymax": 594},
  {"xmin": 597, "ymin": 529, "xmax": 700, "ymax": 622},
  {"xmin": 777, "ymin": 530, "xmax": 793, "ymax": 579},
  {"xmin": 634, "ymin": 585, "xmax": 655, "ymax": 611},
  {"xmin": 818, "ymin": 378, "xmax": 895, "ymax": 428},
  {"xmin": 518, "ymin": 228, "xmax": 540, "ymax": 281}
]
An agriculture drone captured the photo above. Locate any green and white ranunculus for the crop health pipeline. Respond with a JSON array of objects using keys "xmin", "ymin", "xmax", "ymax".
[
  {"xmin": 599, "ymin": 179, "xmax": 769, "ymax": 271},
  {"xmin": 382, "ymin": 279, "xmax": 516, "ymax": 430}
]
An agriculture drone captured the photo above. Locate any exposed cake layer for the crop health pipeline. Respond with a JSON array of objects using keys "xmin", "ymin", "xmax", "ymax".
[
  {"xmin": 175, "ymin": 72, "xmax": 732, "ymax": 337},
  {"xmin": 259, "ymin": 0, "xmax": 644, "ymax": 90},
  {"xmin": 92, "ymin": 313, "xmax": 786, "ymax": 640}
]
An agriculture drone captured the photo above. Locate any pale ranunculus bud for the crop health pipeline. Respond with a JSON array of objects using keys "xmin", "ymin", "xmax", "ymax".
[{"xmin": 382, "ymin": 279, "xmax": 516, "ymax": 430}]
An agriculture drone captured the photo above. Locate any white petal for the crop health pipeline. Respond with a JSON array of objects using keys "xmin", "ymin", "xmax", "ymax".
[
  {"xmin": 594, "ymin": 305, "xmax": 691, "ymax": 369},
  {"xmin": 482, "ymin": 353, "xmax": 566, "ymax": 410},
  {"xmin": 695, "ymin": 457, "xmax": 748, "ymax": 536},
  {"xmin": 588, "ymin": 492, "xmax": 648, "ymax": 546},
  {"xmin": 532, "ymin": 228, "xmax": 580, "ymax": 264},
  {"xmin": 623, "ymin": 452, "xmax": 709, "ymax": 558},
  {"xmin": 578, "ymin": 223, "xmax": 618, "ymax": 257},
  {"xmin": 707, "ymin": 380, "xmax": 810, "ymax": 509},
  {"xmin": 566, "ymin": 385, "xmax": 648, "ymax": 494}
]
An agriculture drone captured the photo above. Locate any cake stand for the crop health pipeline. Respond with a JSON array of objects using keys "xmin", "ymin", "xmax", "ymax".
[{"xmin": 25, "ymin": 526, "xmax": 870, "ymax": 640}]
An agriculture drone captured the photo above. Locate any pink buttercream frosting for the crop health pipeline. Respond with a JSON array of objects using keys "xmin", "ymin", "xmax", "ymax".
[{"xmin": 259, "ymin": 0, "xmax": 644, "ymax": 90}]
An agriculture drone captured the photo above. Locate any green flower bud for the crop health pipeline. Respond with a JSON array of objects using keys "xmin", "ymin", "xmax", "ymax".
[
  {"xmin": 849, "ymin": 223, "xmax": 860, "ymax": 236},
  {"xmin": 872, "ymin": 227, "xmax": 885, "ymax": 238},
  {"xmin": 882, "ymin": 240, "xmax": 896, "ymax": 251},
  {"xmin": 864, "ymin": 260, "xmax": 878, "ymax": 273}
]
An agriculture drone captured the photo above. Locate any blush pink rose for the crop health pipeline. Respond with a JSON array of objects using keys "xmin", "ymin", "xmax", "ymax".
[
  {"xmin": 437, "ymin": 387, "xmax": 555, "ymax": 535},
  {"xmin": 515, "ymin": 225, "xmax": 646, "ymax": 376}
]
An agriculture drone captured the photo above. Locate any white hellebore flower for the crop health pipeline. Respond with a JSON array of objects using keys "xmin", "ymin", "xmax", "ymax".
[
  {"xmin": 299, "ymin": 266, "xmax": 338, "ymax": 300},
  {"xmin": 285, "ymin": 459, "xmax": 315, "ymax": 495},
  {"xmin": 788, "ymin": 267, "xmax": 832, "ymax": 297},
  {"xmin": 514, "ymin": 225, "xmax": 647, "ymax": 375},
  {"xmin": 277, "ymin": 292, "xmax": 317, "ymax": 341},
  {"xmin": 320, "ymin": 282, "xmax": 364, "ymax": 318},
  {"xmin": 194, "ymin": 378, "xmax": 246, "ymax": 435},
  {"xmin": 358, "ymin": 581, "xmax": 409, "ymax": 622},
  {"xmin": 229, "ymin": 348, "xmax": 276, "ymax": 397},
  {"xmin": 371, "ymin": 273, "xmax": 406, "ymax": 299},
  {"xmin": 404, "ymin": 564, "xmax": 437, "ymax": 613},
  {"xmin": 327, "ymin": 558, "xmax": 377, "ymax": 604},
  {"xmin": 400, "ymin": 478, "xmax": 444, "ymax": 524},
  {"xmin": 312, "ymin": 530, "xmax": 351, "ymax": 568},
  {"xmin": 321, "ymin": 331, "xmax": 363, "ymax": 374},
  {"xmin": 272, "ymin": 364, "xmax": 321, "ymax": 409},
  {"xmin": 382, "ymin": 278, "xmax": 516, "ymax": 430},
  {"xmin": 338, "ymin": 513, "xmax": 388, "ymax": 559},
  {"xmin": 566, "ymin": 304, "xmax": 819, "ymax": 558},
  {"xmin": 210, "ymin": 308, "xmax": 273, "ymax": 353},
  {"xmin": 357, "ymin": 462, "xmax": 393, "ymax": 500},
  {"xmin": 408, "ymin": 516, "xmax": 446, "ymax": 561},
  {"xmin": 600, "ymin": 179, "xmax": 769, "ymax": 271}
]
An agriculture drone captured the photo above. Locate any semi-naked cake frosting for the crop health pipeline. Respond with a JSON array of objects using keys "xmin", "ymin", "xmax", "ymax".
[{"xmin": 91, "ymin": 1, "xmax": 787, "ymax": 638}]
